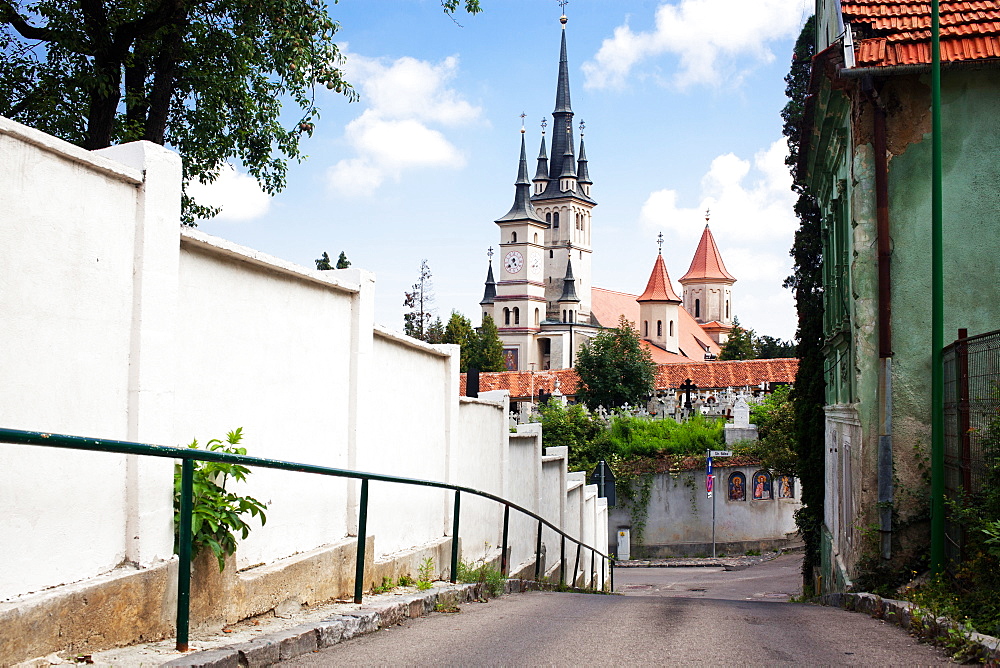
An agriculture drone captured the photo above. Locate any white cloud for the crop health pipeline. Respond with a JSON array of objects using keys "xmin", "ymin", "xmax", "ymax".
[
  {"xmin": 186, "ymin": 165, "xmax": 271, "ymax": 221},
  {"xmin": 640, "ymin": 138, "xmax": 797, "ymax": 337},
  {"xmin": 582, "ymin": 0, "xmax": 811, "ymax": 89},
  {"xmin": 327, "ymin": 47, "xmax": 481, "ymax": 197},
  {"xmin": 640, "ymin": 139, "xmax": 796, "ymax": 242}
]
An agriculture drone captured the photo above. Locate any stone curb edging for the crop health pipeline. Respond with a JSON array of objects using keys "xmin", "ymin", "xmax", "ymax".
[
  {"xmin": 162, "ymin": 579, "xmax": 550, "ymax": 668},
  {"xmin": 816, "ymin": 591, "xmax": 1000, "ymax": 663}
]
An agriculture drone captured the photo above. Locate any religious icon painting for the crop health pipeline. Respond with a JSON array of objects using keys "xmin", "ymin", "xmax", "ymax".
[
  {"xmin": 728, "ymin": 472, "xmax": 746, "ymax": 501},
  {"xmin": 502, "ymin": 348, "xmax": 518, "ymax": 371},
  {"xmin": 778, "ymin": 475, "xmax": 794, "ymax": 499},
  {"xmin": 752, "ymin": 470, "xmax": 772, "ymax": 500}
]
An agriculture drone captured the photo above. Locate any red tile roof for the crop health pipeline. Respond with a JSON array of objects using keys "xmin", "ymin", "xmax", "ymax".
[
  {"xmin": 461, "ymin": 358, "xmax": 798, "ymax": 400},
  {"xmin": 679, "ymin": 225, "xmax": 736, "ymax": 283},
  {"xmin": 844, "ymin": 0, "xmax": 1000, "ymax": 67},
  {"xmin": 637, "ymin": 253, "xmax": 682, "ymax": 302},
  {"xmin": 591, "ymin": 287, "xmax": 721, "ymax": 362}
]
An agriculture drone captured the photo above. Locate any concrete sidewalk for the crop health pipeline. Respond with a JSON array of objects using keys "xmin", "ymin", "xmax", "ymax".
[{"xmin": 615, "ymin": 548, "xmax": 788, "ymax": 570}]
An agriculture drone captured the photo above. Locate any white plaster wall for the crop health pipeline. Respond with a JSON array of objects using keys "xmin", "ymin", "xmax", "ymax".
[
  {"xmin": 506, "ymin": 428, "xmax": 542, "ymax": 572},
  {"xmin": 453, "ymin": 398, "xmax": 506, "ymax": 563},
  {"xmin": 362, "ymin": 334, "xmax": 452, "ymax": 558},
  {"xmin": 540, "ymin": 448, "xmax": 567, "ymax": 572},
  {"xmin": 173, "ymin": 234, "xmax": 360, "ymax": 568},
  {"xmin": 0, "ymin": 120, "xmax": 170, "ymax": 599}
]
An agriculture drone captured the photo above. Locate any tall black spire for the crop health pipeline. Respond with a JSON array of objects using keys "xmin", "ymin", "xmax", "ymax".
[
  {"xmin": 577, "ymin": 131, "xmax": 591, "ymax": 186},
  {"xmin": 534, "ymin": 129, "xmax": 549, "ymax": 182},
  {"xmin": 558, "ymin": 256, "xmax": 580, "ymax": 303},
  {"xmin": 496, "ymin": 131, "xmax": 546, "ymax": 223},
  {"xmin": 554, "ymin": 17, "xmax": 572, "ymax": 114},
  {"xmin": 480, "ymin": 258, "xmax": 497, "ymax": 305},
  {"xmin": 547, "ymin": 15, "xmax": 574, "ymax": 184}
]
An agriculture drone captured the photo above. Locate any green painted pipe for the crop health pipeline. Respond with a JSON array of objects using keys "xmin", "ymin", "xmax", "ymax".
[{"xmin": 930, "ymin": 0, "xmax": 945, "ymax": 574}]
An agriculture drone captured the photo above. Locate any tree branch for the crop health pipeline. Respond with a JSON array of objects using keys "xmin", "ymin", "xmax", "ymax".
[{"xmin": 0, "ymin": 0, "xmax": 54, "ymax": 41}]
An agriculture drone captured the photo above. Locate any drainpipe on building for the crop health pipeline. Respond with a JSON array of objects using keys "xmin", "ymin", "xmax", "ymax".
[{"xmin": 863, "ymin": 74, "xmax": 895, "ymax": 560}]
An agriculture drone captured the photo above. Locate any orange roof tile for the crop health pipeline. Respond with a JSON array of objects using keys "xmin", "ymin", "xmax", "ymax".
[
  {"xmin": 460, "ymin": 358, "xmax": 799, "ymax": 400},
  {"xmin": 637, "ymin": 253, "xmax": 682, "ymax": 302},
  {"xmin": 843, "ymin": 0, "xmax": 1000, "ymax": 67},
  {"xmin": 679, "ymin": 225, "xmax": 736, "ymax": 283}
]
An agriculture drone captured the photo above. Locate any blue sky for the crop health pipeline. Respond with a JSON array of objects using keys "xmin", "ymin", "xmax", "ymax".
[{"xmin": 189, "ymin": 0, "xmax": 813, "ymax": 341}]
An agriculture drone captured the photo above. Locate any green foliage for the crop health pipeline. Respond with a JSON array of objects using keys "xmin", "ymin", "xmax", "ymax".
[
  {"xmin": 473, "ymin": 314, "xmax": 506, "ymax": 372},
  {"xmin": 718, "ymin": 317, "xmax": 755, "ymax": 360},
  {"xmin": 372, "ymin": 576, "xmax": 394, "ymax": 594},
  {"xmin": 736, "ymin": 386, "xmax": 798, "ymax": 476},
  {"xmin": 173, "ymin": 428, "xmax": 267, "ymax": 572},
  {"xmin": 755, "ymin": 335, "xmax": 797, "ymax": 359},
  {"xmin": 443, "ymin": 311, "xmax": 476, "ymax": 371},
  {"xmin": 780, "ymin": 14, "xmax": 826, "ymax": 580},
  {"xmin": 417, "ymin": 557, "xmax": 435, "ymax": 590},
  {"xmin": 617, "ymin": 473, "xmax": 654, "ymax": 545},
  {"xmin": 605, "ymin": 412, "xmax": 725, "ymax": 461},
  {"xmin": 315, "ymin": 252, "xmax": 333, "ymax": 270},
  {"xmin": 336, "ymin": 251, "xmax": 351, "ymax": 269},
  {"xmin": 574, "ymin": 316, "xmax": 656, "ymax": 410},
  {"xmin": 397, "ymin": 574, "xmax": 415, "ymax": 587},
  {"xmin": 456, "ymin": 554, "xmax": 505, "ymax": 598},
  {"xmin": 534, "ymin": 403, "xmax": 604, "ymax": 471}
]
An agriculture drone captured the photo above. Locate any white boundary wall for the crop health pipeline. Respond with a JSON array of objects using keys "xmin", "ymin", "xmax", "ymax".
[{"xmin": 0, "ymin": 118, "xmax": 608, "ymax": 606}]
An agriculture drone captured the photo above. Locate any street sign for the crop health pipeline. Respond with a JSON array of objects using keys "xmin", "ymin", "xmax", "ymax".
[
  {"xmin": 710, "ymin": 450, "xmax": 733, "ymax": 458},
  {"xmin": 706, "ymin": 473, "xmax": 714, "ymax": 494}
]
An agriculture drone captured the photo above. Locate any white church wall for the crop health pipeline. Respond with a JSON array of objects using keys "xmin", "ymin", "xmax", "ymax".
[{"xmin": 0, "ymin": 120, "xmax": 610, "ymax": 661}]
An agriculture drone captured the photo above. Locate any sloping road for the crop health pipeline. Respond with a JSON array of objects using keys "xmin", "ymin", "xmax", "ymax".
[{"xmin": 283, "ymin": 555, "xmax": 949, "ymax": 665}]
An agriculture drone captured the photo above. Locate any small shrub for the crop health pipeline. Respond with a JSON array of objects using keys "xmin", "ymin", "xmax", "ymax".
[
  {"xmin": 417, "ymin": 557, "xmax": 435, "ymax": 590},
  {"xmin": 457, "ymin": 556, "xmax": 505, "ymax": 598},
  {"xmin": 174, "ymin": 428, "xmax": 268, "ymax": 571},
  {"xmin": 372, "ymin": 576, "xmax": 394, "ymax": 594},
  {"xmin": 397, "ymin": 574, "xmax": 415, "ymax": 587}
]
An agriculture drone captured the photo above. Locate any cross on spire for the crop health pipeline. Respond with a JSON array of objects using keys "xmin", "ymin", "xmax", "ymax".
[
  {"xmin": 540, "ymin": 118, "xmax": 547, "ymax": 134},
  {"xmin": 657, "ymin": 231, "xmax": 664, "ymax": 254},
  {"xmin": 487, "ymin": 246, "xmax": 494, "ymax": 261},
  {"xmin": 520, "ymin": 112, "xmax": 526, "ymax": 133},
  {"xmin": 578, "ymin": 119, "xmax": 585, "ymax": 135},
  {"xmin": 705, "ymin": 208, "xmax": 711, "ymax": 223}
]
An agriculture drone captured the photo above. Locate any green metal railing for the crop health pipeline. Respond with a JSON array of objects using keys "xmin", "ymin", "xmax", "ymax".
[{"xmin": 0, "ymin": 427, "xmax": 613, "ymax": 651}]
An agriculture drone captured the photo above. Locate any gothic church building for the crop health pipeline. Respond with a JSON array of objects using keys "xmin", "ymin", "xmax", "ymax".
[{"xmin": 480, "ymin": 15, "xmax": 736, "ymax": 372}]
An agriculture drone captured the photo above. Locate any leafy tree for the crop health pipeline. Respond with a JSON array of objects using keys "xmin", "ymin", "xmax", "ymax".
[
  {"xmin": 534, "ymin": 403, "xmax": 604, "ymax": 471},
  {"xmin": 403, "ymin": 259, "xmax": 436, "ymax": 341},
  {"xmin": 0, "ymin": 0, "xmax": 481, "ymax": 223},
  {"xmin": 473, "ymin": 314, "xmax": 505, "ymax": 372},
  {"xmin": 736, "ymin": 385, "xmax": 798, "ymax": 476},
  {"xmin": 442, "ymin": 311, "xmax": 476, "ymax": 371},
  {"xmin": 425, "ymin": 317, "xmax": 444, "ymax": 345},
  {"xmin": 719, "ymin": 317, "xmax": 755, "ymax": 360},
  {"xmin": 336, "ymin": 251, "xmax": 351, "ymax": 269},
  {"xmin": 574, "ymin": 316, "xmax": 656, "ymax": 410},
  {"xmin": 755, "ymin": 334, "xmax": 797, "ymax": 359},
  {"xmin": 315, "ymin": 252, "xmax": 333, "ymax": 270},
  {"xmin": 781, "ymin": 14, "xmax": 826, "ymax": 586}
]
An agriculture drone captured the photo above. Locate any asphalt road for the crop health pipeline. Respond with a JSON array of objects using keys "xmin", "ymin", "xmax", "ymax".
[{"xmin": 283, "ymin": 555, "xmax": 950, "ymax": 666}]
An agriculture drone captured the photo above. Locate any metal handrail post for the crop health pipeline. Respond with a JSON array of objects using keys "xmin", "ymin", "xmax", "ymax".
[
  {"xmin": 590, "ymin": 549, "xmax": 595, "ymax": 589},
  {"xmin": 450, "ymin": 491, "xmax": 461, "ymax": 583},
  {"xmin": 610, "ymin": 558, "xmax": 615, "ymax": 593},
  {"xmin": 534, "ymin": 520, "xmax": 543, "ymax": 580},
  {"xmin": 573, "ymin": 543, "xmax": 581, "ymax": 588},
  {"xmin": 500, "ymin": 504, "xmax": 510, "ymax": 577},
  {"xmin": 175, "ymin": 459, "xmax": 194, "ymax": 652},
  {"xmin": 560, "ymin": 536, "xmax": 566, "ymax": 587},
  {"xmin": 353, "ymin": 479, "xmax": 369, "ymax": 604}
]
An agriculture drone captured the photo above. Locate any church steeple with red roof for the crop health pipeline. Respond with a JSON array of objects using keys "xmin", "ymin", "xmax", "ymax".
[
  {"xmin": 637, "ymin": 233, "xmax": 682, "ymax": 354},
  {"xmin": 678, "ymin": 210, "xmax": 735, "ymax": 343}
]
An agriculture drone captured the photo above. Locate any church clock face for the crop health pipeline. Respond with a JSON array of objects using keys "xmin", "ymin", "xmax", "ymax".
[{"xmin": 504, "ymin": 250, "xmax": 524, "ymax": 274}]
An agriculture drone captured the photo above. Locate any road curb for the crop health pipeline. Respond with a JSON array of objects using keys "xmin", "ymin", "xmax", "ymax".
[
  {"xmin": 815, "ymin": 591, "xmax": 1000, "ymax": 663},
  {"xmin": 161, "ymin": 581, "xmax": 517, "ymax": 668}
]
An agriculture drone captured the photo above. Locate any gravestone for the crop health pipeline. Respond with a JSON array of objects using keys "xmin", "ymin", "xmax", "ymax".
[{"xmin": 724, "ymin": 394, "xmax": 758, "ymax": 445}]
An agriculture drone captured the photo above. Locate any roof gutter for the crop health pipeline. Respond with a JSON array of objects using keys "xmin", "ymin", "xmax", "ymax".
[{"xmin": 839, "ymin": 57, "xmax": 1000, "ymax": 79}]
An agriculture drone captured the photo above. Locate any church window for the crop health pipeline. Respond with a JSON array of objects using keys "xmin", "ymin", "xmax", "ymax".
[
  {"xmin": 546, "ymin": 213, "xmax": 551, "ymax": 224},
  {"xmin": 549, "ymin": 250, "xmax": 553, "ymax": 258},
  {"xmin": 726, "ymin": 300, "xmax": 730, "ymax": 319},
  {"xmin": 644, "ymin": 321, "xmax": 648, "ymax": 337},
  {"xmin": 513, "ymin": 307, "xmax": 520, "ymax": 325},
  {"xmin": 534, "ymin": 233, "xmax": 538, "ymax": 243},
  {"xmin": 669, "ymin": 320, "xmax": 674, "ymax": 336},
  {"xmin": 562, "ymin": 309, "xmax": 566, "ymax": 322},
  {"xmin": 695, "ymin": 298, "xmax": 701, "ymax": 318},
  {"xmin": 534, "ymin": 308, "xmax": 540, "ymax": 326},
  {"xmin": 511, "ymin": 231, "xmax": 517, "ymax": 243},
  {"xmin": 503, "ymin": 308, "xmax": 510, "ymax": 325},
  {"xmin": 657, "ymin": 321, "xmax": 662, "ymax": 337},
  {"xmin": 553, "ymin": 212, "xmax": 559, "ymax": 228},
  {"xmin": 579, "ymin": 251, "xmax": 582, "ymax": 260}
]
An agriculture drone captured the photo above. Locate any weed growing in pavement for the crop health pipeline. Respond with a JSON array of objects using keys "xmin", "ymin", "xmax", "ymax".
[
  {"xmin": 371, "ymin": 576, "xmax": 394, "ymax": 595},
  {"xmin": 397, "ymin": 574, "xmax": 415, "ymax": 587},
  {"xmin": 417, "ymin": 557, "xmax": 435, "ymax": 591},
  {"xmin": 456, "ymin": 548, "xmax": 506, "ymax": 598}
]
